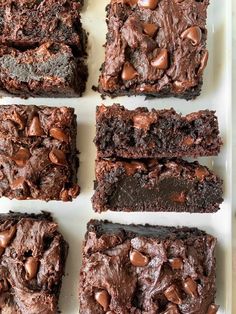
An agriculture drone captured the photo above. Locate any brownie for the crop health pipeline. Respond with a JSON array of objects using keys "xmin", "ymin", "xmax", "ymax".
[
  {"xmin": 95, "ymin": 104, "xmax": 222, "ymax": 159},
  {"xmin": 79, "ymin": 219, "xmax": 218, "ymax": 314},
  {"xmin": 0, "ymin": 0, "xmax": 86, "ymax": 51},
  {"xmin": 0, "ymin": 105, "xmax": 79, "ymax": 201},
  {"xmin": 92, "ymin": 158, "xmax": 223, "ymax": 213},
  {"xmin": 98, "ymin": 0, "xmax": 209, "ymax": 99},
  {"xmin": 0, "ymin": 43, "xmax": 87, "ymax": 97},
  {"xmin": 0, "ymin": 212, "xmax": 68, "ymax": 314}
]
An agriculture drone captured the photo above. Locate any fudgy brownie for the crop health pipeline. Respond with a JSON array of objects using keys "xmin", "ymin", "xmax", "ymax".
[
  {"xmin": 98, "ymin": 0, "xmax": 209, "ymax": 99},
  {"xmin": 92, "ymin": 158, "xmax": 223, "ymax": 213},
  {"xmin": 79, "ymin": 219, "xmax": 218, "ymax": 313},
  {"xmin": 0, "ymin": 0, "xmax": 85, "ymax": 51},
  {"xmin": 0, "ymin": 105, "xmax": 79, "ymax": 201},
  {"xmin": 0, "ymin": 43, "xmax": 87, "ymax": 97},
  {"xmin": 0, "ymin": 212, "xmax": 68, "ymax": 314},
  {"xmin": 95, "ymin": 104, "xmax": 222, "ymax": 159}
]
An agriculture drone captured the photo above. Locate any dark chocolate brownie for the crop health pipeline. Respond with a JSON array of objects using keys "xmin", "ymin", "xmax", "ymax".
[
  {"xmin": 0, "ymin": 43, "xmax": 87, "ymax": 97},
  {"xmin": 0, "ymin": 105, "xmax": 79, "ymax": 201},
  {"xmin": 92, "ymin": 158, "xmax": 223, "ymax": 213},
  {"xmin": 79, "ymin": 219, "xmax": 219, "ymax": 314},
  {"xmin": 95, "ymin": 104, "xmax": 222, "ymax": 159},
  {"xmin": 0, "ymin": 212, "xmax": 68, "ymax": 314},
  {"xmin": 98, "ymin": 0, "xmax": 209, "ymax": 99},
  {"xmin": 0, "ymin": 0, "xmax": 85, "ymax": 51}
]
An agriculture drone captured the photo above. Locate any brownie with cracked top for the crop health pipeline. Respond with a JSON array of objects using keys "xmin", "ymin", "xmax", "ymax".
[
  {"xmin": 92, "ymin": 158, "xmax": 223, "ymax": 213},
  {"xmin": 0, "ymin": 43, "xmax": 87, "ymax": 97},
  {"xmin": 95, "ymin": 104, "xmax": 222, "ymax": 159},
  {"xmin": 98, "ymin": 0, "xmax": 209, "ymax": 99},
  {"xmin": 79, "ymin": 219, "xmax": 219, "ymax": 314},
  {"xmin": 0, "ymin": 212, "xmax": 68, "ymax": 314},
  {"xmin": 0, "ymin": 105, "xmax": 79, "ymax": 201},
  {"xmin": 0, "ymin": 0, "xmax": 85, "ymax": 51}
]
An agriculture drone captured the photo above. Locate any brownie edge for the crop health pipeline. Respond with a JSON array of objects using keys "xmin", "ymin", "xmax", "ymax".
[{"xmin": 79, "ymin": 220, "xmax": 219, "ymax": 314}]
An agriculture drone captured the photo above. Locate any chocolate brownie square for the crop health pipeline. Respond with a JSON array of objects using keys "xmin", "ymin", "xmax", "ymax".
[
  {"xmin": 92, "ymin": 158, "xmax": 223, "ymax": 213},
  {"xmin": 0, "ymin": 105, "xmax": 79, "ymax": 201},
  {"xmin": 0, "ymin": 43, "xmax": 87, "ymax": 97},
  {"xmin": 95, "ymin": 104, "xmax": 222, "ymax": 159},
  {"xmin": 79, "ymin": 220, "xmax": 219, "ymax": 313},
  {"xmin": 0, "ymin": 212, "xmax": 68, "ymax": 314},
  {"xmin": 98, "ymin": 0, "xmax": 209, "ymax": 99}
]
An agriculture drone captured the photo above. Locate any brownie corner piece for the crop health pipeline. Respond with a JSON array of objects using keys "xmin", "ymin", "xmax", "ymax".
[
  {"xmin": 79, "ymin": 220, "xmax": 218, "ymax": 313},
  {"xmin": 0, "ymin": 104, "xmax": 79, "ymax": 201},
  {"xmin": 98, "ymin": 0, "xmax": 209, "ymax": 99},
  {"xmin": 0, "ymin": 212, "xmax": 68, "ymax": 314}
]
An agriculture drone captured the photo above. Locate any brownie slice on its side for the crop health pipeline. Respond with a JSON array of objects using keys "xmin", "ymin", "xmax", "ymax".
[
  {"xmin": 0, "ymin": 105, "xmax": 79, "ymax": 201},
  {"xmin": 95, "ymin": 104, "xmax": 222, "ymax": 159},
  {"xmin": 79, "ymin": 220, "xmax": 219, "ymax": 314},
  {"xmin": 98, "ymin": 0, "xmax": 209, "ymax": 99},
  {"xmin": 0, "ymin": 43, "xmax": 87, "ymax": 98},
  {"xmin": 0, "ymin": 212, "xmax": 68, "ymax": 314},
  {"xmin": 92, "ymin": 158, "xmax": 223, "ymax": 213}
]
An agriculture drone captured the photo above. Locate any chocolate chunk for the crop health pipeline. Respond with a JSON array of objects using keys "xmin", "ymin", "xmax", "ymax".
[
  {"xmin": 130, "ymin": 250, "xmax": 149, "ymax": 267},
  {"xmin": 182, "ymin": 136, "xmax": 195, "ymax": 146},
  {"xmin": 25, "ymin": 257, "xmax": 39, "ymax": 280},
  {"xmin": 207, "ymin": 304, "xmax": 219, "ymax": 314},
  {"xmin": 151, "ymin": 49, "xmax": 169, "ymax": 69},
  {"xmin": 95, "ymin": 290, "xmax": 110, "ymax": 311},
  {"xmin": 163, "ymin": 303, "xmax": 180, "ymax": 314},
  {"xmin": 50, "ymin": 128, "xmax": 69, "ymax": 143},
  {"xmin": 164, "ymin": 285, "xmax": 182, "ymax": 305},
  {"xmin": 121, "ymin": 62, "xmax": 139, "ymax": 80},
  {"xmin": 10, "ymin": 111, "xmax": 25, "ymax": 130},
  {"xmin": 181, "ymin": 26, "xmax": 202, "ymax": 46},
  {"xmin": 198, "ymin": 50, "xmax": 209, "ymax": 75},
  {"xmin": 12, "ymin": 147, "xmax": 31, "ymax": 167},
  {"xmin": 133, "ymin": 113, "xmax": 156, "ymax": 130},
  {"xmin": 169, "ymin": 258, "xmax": 183, "ymax": 270},
  {"xmin": 11, "ymin": 177, "xmax": 27, "ymax": 190},
  {"xmin": 171, "ymin": 192, "xmax": 186, "ymax": 203},
  {"xmin": 195, "ymin": 167, "xmax": 209, "ymax": 181},
  {"xmin": 124, "ymin": 161, "xmax": 146, "ymax": 176},
  {"xmin": 143, "ymin": 23, "xmax": 158, "ymax": 37},
  {"xmin": 28, "ymin": 116, "xmax": 44, "ymax": 136},
  {"xmin": 138, "ymin": 0, "xmax": 159, "ymax": 10},
  {"xmin": 49, "ymin": 149, "xmax": 67, "ymax": 166},
  {"xmin": 183, "ymin": 277, "xmax": 198, "ymax": 297},
  {"xmin": 0, "ymin": 225, "xmax": 16, "ymax": 248}
]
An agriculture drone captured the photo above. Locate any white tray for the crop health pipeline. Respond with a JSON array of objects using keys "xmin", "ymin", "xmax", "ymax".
[{"xmin": 0, "ymin": 0, "xmax": 232, "ymax": 313}]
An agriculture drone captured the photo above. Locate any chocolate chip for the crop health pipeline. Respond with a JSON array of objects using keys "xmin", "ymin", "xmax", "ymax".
[
  {"xmin": 163, "ymin": 303, "xmax": 180, "ymax": 314},
  {"xmin": 121, "ymin": 62, "xmax": 139, "ymax": 80},
  {"xmin": 124, "ymin": 161, "xmax": 146, "ymax": 176},
  {"xmin": 182, "ymin": 136, "xmax": 194, "ymax": 146},
  {"xmin": 195, "ymin": 167, "xmax": 209, "ymax": 181},
  {"xmin": 0, "ymin": 225, "xmax": 16, "ymax": 248},
  {"xmin": 138, "ymin": 0, "xmax": 159, "ymax": 10},
  {"xmin": 25, "ymin": 257, "xmax": 39, "ymax": 280},
  {"xmin": 130, "ymin": 250, "xmax": 149, "ymax": 267},
  {"xmin": 133, "ymin": 113, "xmax": 156, "ymax": 130},
  {"xmin": 95, "ymin": 290, "xmax": 110, "ymax": 311},
  {"xmin": 181, "ymin": 26, "xmax": 202, "ymax": 46},
  {"xmin": 28, "ymin": 116, "xmax": 44, "ymax": 136},
  {"xmin": 183, "ymin": 277, "xmax": 198, "ymax": 297},
  {"xmin": 169, "ymin": 257, "xmax": 183, "ymax": 270},
  {"xmin": 198, "ymin": 50, "xmax": 209, "ymax": 75},
  {"xmin": 49, "ymin": 149, "xmax": 67, "ymax": 166},
  {"xmin": 151, "ymin": 49, "xmax": 169, "ymax": 69},
  {"xmin": 10, "ymin": 111, "xmax": 25, "ymax": 130},
  {"xmin": 164, "ymin": 285, "xmax": 182, "ymax": 305},
  {"xmin": 143, "ymin": 23, "xmax": 158, "ymax": 37},
  {"xmin": 12, "ymin": 147, "xmax": 31, "ymax": 167},
  {"xmin": 207, "ymin": 304, "xmax": 219, "ymax": 314},
  {"xmin": 11, "ymin": 177, "xmax": 27, "ymax": 190},
  {"xmin": 49, "ymin": 128, "xmax": 69, "ymax": 143},
  {"xmin": 171, "ymin": 192, "xmax": 186, "ymax": 203},
  {"xmin": 122, "ymin": 0, "xmax": 138, "ymax": 5}
]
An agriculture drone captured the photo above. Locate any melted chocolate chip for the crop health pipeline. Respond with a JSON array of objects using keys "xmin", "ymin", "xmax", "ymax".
[
  {"xmin": 195, "ymin": 167, "xmax": 209, "ymax": 181},
  {"xmin": 121, "ymin": 62, "xmax": 139, "ymax": 80},
  {"xmin": 171, "ymin": 192, "xmax": 186, "ymax": 203},
  {"xmin": 164, "ymin": 285, "xmax": 182, "ymax": 305},
  {"xmin": 124, "ymin": 161, "xmax": 146, "ymax": 176},
  {"xmin": 25, "ymin": 257, "xmax": 39, "ymax": 280},
  {"xmin": 0, "ymin": 279, "xmax": 9, "ymax": 292},
  {"xmin": 95, "ymin": 290, "xmax": 110, "ymax": 311},
  {"xmin": 151, "ymin": 49, "xmax": 169, "ymax": 69},
  {"xmin": 163, "ymin": 303, "xmax": 180, "ymax": 314},
  {"xmin": 0, "ymin": 225, "xmax": 16, "ymax": 248},
  {"xmin": 182, "ymin": 136, "xmax": 194, "ymax": 146},
  {"xmin": 50, "ymin": 127, "xmax": 69, "ymax": 143},
  {"xmin": 10, "ymin": 111, "xmax": 25, "ymax": 130},
  {"xmin": 138, "ymin": 0, "xmax": 159, "ymax": 10},
  {"xmin": 198, "ymin": 50, "xmax": 209, "ymax": 75},
  {"xmin": 143, "ymin": 23, "xmax": 158, "ymax": 37},
  {"xmin": 130, "ymin": 250, "xmax": 149, "ymax": 267},
  {"xmin": 181, "ymin": 26, "xmax": 202, "ymax": 46},
  {"xmin": 169, "ymin": 257, "xmax": 183, "ymax": 270},
  {"xmin": 207, "ymin": 304, "xmax": 219, "ymax": 314},
  {"xmin": 183, "ymin": 277, "xmax": 198, "ymax": 297},
  {"xmin": 11, "ymin": 177, "xmax": 27, "ymax": 190},
  {"xmin": 28, "ymin": 116, "xmax": 44, "ymax": 136},
  {"xmin": 133, "ymin": 113, "xmax": 156, "ymax": 130},
  {"xmin": 49, "ymin": 149, "xmax": 67, "ymax": 166},
  {"xmin": 12, "ymin": 147, "xmax": 31, "ymax": 167}
]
